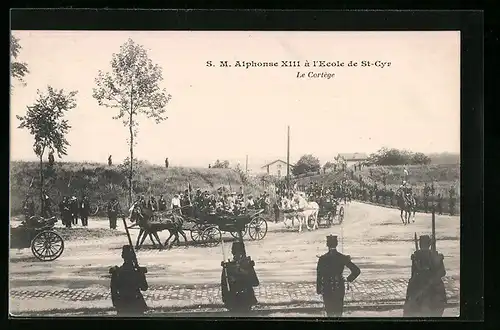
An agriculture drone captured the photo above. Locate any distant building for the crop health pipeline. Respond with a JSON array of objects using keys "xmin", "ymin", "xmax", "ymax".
[
  {"xmin": 336, "ymin": 153, "xmax": 369, "ymax": 168},
  {"xmin": 260, "ymin": 159, "xmax": 294, "ymax": 177}
]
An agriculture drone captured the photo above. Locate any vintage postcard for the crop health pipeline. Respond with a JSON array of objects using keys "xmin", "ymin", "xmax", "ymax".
[{"xmin": 10, "ymin": 30, "xmax": 460, "ymax": 318}]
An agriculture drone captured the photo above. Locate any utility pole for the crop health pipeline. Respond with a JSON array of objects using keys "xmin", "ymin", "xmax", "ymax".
[{"xmin": 287, "ymin": 125, "xmax": 290, "ymax": 194}]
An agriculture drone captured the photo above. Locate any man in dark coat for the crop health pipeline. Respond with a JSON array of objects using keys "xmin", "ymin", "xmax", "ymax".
[
  {"xmin": 59, "ymin": 196, "xmax": 72, "ymax": 228},
  {"xmin": 79, "ymin": 196, "xmax": 90, "ymax": 227},
  {"xmin": 221, "ymin": 241, "xmax": 259, "ymax": 315},
  {"xmin": 158, "ymin": 195, "xmax": 167, "ymax": 211},
  {"xmin": 165, "ymin": 157, "xmax": 169, "ymax": 168},
  {"xmin": 316, "ymin": 235, "xmax": 361, "ymax": 317},
  {"xmin": 107, "ymin": 198, "xmax": 121, "ymax": 229},
  {"xmin": 403, "ymin": 235, "xmax": 447, "ymax": 317},
  {"xmin": 110, "ymin": 245, "xmax": 149, "ymax": 316}
]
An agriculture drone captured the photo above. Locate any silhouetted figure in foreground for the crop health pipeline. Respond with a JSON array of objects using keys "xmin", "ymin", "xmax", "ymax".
[
  {"xmin": 316, "ymin": 235, "xmax": 361, "ymax": 317},
  {"xmin": 403, "ymin": 235, "xmax": 447, "ymax": 317},
  {"xmin": 110, "ymin": 245, "xmax": 149, "ymax": 316},
  {"xmin": 221, "ymin": 241, "xmax": 259, "ymax": 315}
]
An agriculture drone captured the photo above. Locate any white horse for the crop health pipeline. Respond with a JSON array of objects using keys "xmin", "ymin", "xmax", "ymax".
[
  {"xmin": 280, "ymin": 193, "xmax": 319, "ymax": 232},
  {"xmin": 280, "ymin": 197, "xmax": 299, "ymax": 229},
  {"xmin": 293, "ymin": 193, "xmax": 319, "ymax": 231}
]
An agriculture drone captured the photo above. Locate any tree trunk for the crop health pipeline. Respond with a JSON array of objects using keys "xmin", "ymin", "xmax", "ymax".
[
  {"xmin": 39, "ymin": 153, "xmax": 44, "ymax": 216},
  {"xmin": 128, "ymin": 111, "xmax": 133, "ymax": 208}
]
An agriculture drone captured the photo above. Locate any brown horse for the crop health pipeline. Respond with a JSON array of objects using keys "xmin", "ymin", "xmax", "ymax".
[{"xmin": 129, "ymin": 203, "xmax": 187, "ymax": 249}]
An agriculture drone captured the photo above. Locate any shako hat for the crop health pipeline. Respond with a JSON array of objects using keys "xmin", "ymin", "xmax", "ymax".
[
  {"xmin": 231, "ymin": 241, "xmax": 245, "ymax": 253},
  {"xmin": 326, "ymin": 235, "xmax": 338, "ymax": 247},
  {"xmin": 121, "ymin": 245, "xmax": 134, "ymax": 259},
  {"xmin": 419, "ymin": 235, "xmax": 432, "ymax": 247}
]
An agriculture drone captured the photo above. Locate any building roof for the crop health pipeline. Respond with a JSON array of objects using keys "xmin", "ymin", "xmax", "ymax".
[
  {"xmin": 261, "ymin": 159, "xmax": 295, "ymax": 168},
  {"xmin": 337, "ymin": 153, "xmax": 369, "ymax": 161}
]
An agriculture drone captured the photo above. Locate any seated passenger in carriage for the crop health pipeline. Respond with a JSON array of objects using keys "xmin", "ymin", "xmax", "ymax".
[
  {"xmin": 158, "ymin": 195, "xmax": 167, "ymax": 212},
  {"xmin": 147, "ymin": 196, "xmax": 157, "ymax": 212},
  {"xmin": 170, "ymin": 194, "xmax": 181, "ymax": 214},
  {"xmin": 246, "ymin": 196, "xmax": 255, "ymax": 209}
]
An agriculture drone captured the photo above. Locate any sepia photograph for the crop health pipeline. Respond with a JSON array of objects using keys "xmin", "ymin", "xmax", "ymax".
[{"xmin": 10, "ymin": 30, "xmax": 460, "ymax": 318}]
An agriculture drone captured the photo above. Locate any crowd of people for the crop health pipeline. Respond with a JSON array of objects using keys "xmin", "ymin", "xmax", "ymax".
[{"xmin": 133, "ymin": 187, "xmax": 272, "ymax": 219}]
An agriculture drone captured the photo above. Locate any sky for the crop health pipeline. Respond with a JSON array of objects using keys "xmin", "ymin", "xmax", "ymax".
[{"xmin": 10, "ymin": 31, "xmax": 460, "ymax": 172}]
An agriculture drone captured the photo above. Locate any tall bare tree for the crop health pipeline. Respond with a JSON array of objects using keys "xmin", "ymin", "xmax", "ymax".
[
  {"xmin": 93, "ymin": 38, "xmax": 172, "ymax": 206},
  {"xmin": 17, "ymin": 87, "xmax": 78, "ymax": 213},
  {"xmin": 10, "ymin": 35, "xmax": 29, "ymax": 90}
]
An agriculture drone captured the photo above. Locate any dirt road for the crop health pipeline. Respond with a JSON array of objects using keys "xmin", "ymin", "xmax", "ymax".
[{"xmin": 10, "ymin": 201, "xmax": 460, "ymax": 315}]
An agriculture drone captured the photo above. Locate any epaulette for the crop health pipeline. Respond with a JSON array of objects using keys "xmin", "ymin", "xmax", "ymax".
[
  {"xmin": 109, "ymin": 266, "xmax": 119, "ymax": 274},
  {"xmin": 345, "ymin": 255, "xmax": 351, "ymax": 261}
]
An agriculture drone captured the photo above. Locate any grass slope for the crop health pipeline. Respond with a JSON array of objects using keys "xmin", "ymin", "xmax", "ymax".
[
  {"xmin": 10, "ymin": 161, "xmax": 256, "ymax": 216},
  {"xmin": 296, "ymin": 164, "xmax": 460, "ymax": 196}
]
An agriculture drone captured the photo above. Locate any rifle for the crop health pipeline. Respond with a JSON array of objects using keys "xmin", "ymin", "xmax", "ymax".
[
  {"xmin": 220, "ymin": 235, "xmax": 231, "ymax": 292},
  {"xmin": 414, "ymin": 232, "xmax": 419, "ymax": 251},
  {"xmin": 431, "ymin": 207, "xmax": 437, "ymax": 252},
  {"xmin": 121, "ymin": 215, "xmax": 147, "ymax": 274}
]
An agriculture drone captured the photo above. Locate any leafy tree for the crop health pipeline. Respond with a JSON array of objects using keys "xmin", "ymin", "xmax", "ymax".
[
  {"xmin": 292, "ymin": 154, "xmax": 321, "ymax": 176},
  {"xmin": 10, "ymin": 35, "xmax": 29, "ymax": 90},
  {"xmin": 93, "ymin": 38, "xmax": 172, "ymax": 206},
  {"xmin": 411, "ymin": 152, "xmax": 431, "ymax": 165},
  {"xmin": 16, "ymin": 87, "xmax": 78, "ymax": 212},
  {"xmin": 323, "ymin": 161, "xmax": 336, "ymax": 171},
  {"xmin": 212, "ymin": 159, "xmax": 230, "ymax": 168}
]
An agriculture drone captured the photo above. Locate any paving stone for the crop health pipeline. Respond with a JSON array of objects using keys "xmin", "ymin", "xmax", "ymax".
[{"xmin": 10, "ymin": 276, "xmax": 460, "ymax": 307}]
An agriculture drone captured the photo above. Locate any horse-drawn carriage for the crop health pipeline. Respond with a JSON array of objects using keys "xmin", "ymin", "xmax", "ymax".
[
  {"xmin": 128, "ymin": 202, "xmax": 268, "ymax": 249},
  {"xmin": 10, "ymin": 216, "xmax": 65, "ymax": 261},
  {"xmin": 314, "ymin": 197, "xmax": 345, "ymax": 227},
  {"xmin": 186, "ymin": 208, "xmax": 268, "ymax": 247}
]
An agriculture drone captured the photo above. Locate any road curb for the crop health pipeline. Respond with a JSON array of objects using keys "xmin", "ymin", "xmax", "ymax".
[{"xmin": 11, "ymin": 299, "xmax": 460, "ymax": 317}]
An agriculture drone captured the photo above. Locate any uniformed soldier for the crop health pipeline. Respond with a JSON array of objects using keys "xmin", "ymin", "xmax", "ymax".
[
  {"xmin": 316, "ymin": 235, "xmax": 361, "ymax": 317},
  {"xmin": 108, "ymin": 155, "xmax": 113, "ymax": 166},
  {"xmin": 107, "ymin": 198, "xmax": 120, "ymax": 229},
  {"xmin": 403, "ymin": 235, "xmax": 447, "ymax": 317},
  {"xmin": 110, "ymin": 245, "xmax": 149, "ymax": 316},
  {"xmin": 221, "ymin": 241, "xmax": 259, "ymax": 314}
]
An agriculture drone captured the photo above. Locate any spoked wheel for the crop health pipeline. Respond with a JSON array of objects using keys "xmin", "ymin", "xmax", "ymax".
[
  {"xmin": 90, "ymin": 204, "xmax": 99, "ymax": 216},
  {"xmin": 248, "ymin": 217, "xmax": 268, "ymax": 240},
  {"xmin": 190, "ymin": 224, "xmax": 204, "ymax": 243},
  {"xmin": 31, "ymin": 230, "xmax": 65, "ymax": 261},
  {"xmin": 338, "ymin": 206, "xmax": 345, "ymax": 224},
  {"xmin": 201, "ymin": 226, "xmax": 222, "ymax": 247},
  {"xmin": 230, "ymin": 225, "xmax": 248, "ymax": 239}
]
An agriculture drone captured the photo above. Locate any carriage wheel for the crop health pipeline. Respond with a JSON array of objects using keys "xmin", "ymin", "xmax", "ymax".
[
  {"xmin": 248, "ymin": 217, "xmax": 268, "ymax": 240},
  {"xmin": 230, "ymin": 225, "xmax": 248, "ymax": 239},
  {"xmin": 202, "ymin": 227, "xmax": 222, "ymax": 247},
  {"xmin": 338, "ymin": 206, "xmax": 345, "ymax": 224},
  {"xmin": 31, "ymin": 230, "xmax": 65, "ymax": 261},
  {"xmin": 190, "ymin": 224, "xmax": 204, "ymax": 243},
  {"xmin": 90, "ymin": 204, "xmax": 99, "ymax": 216}
]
